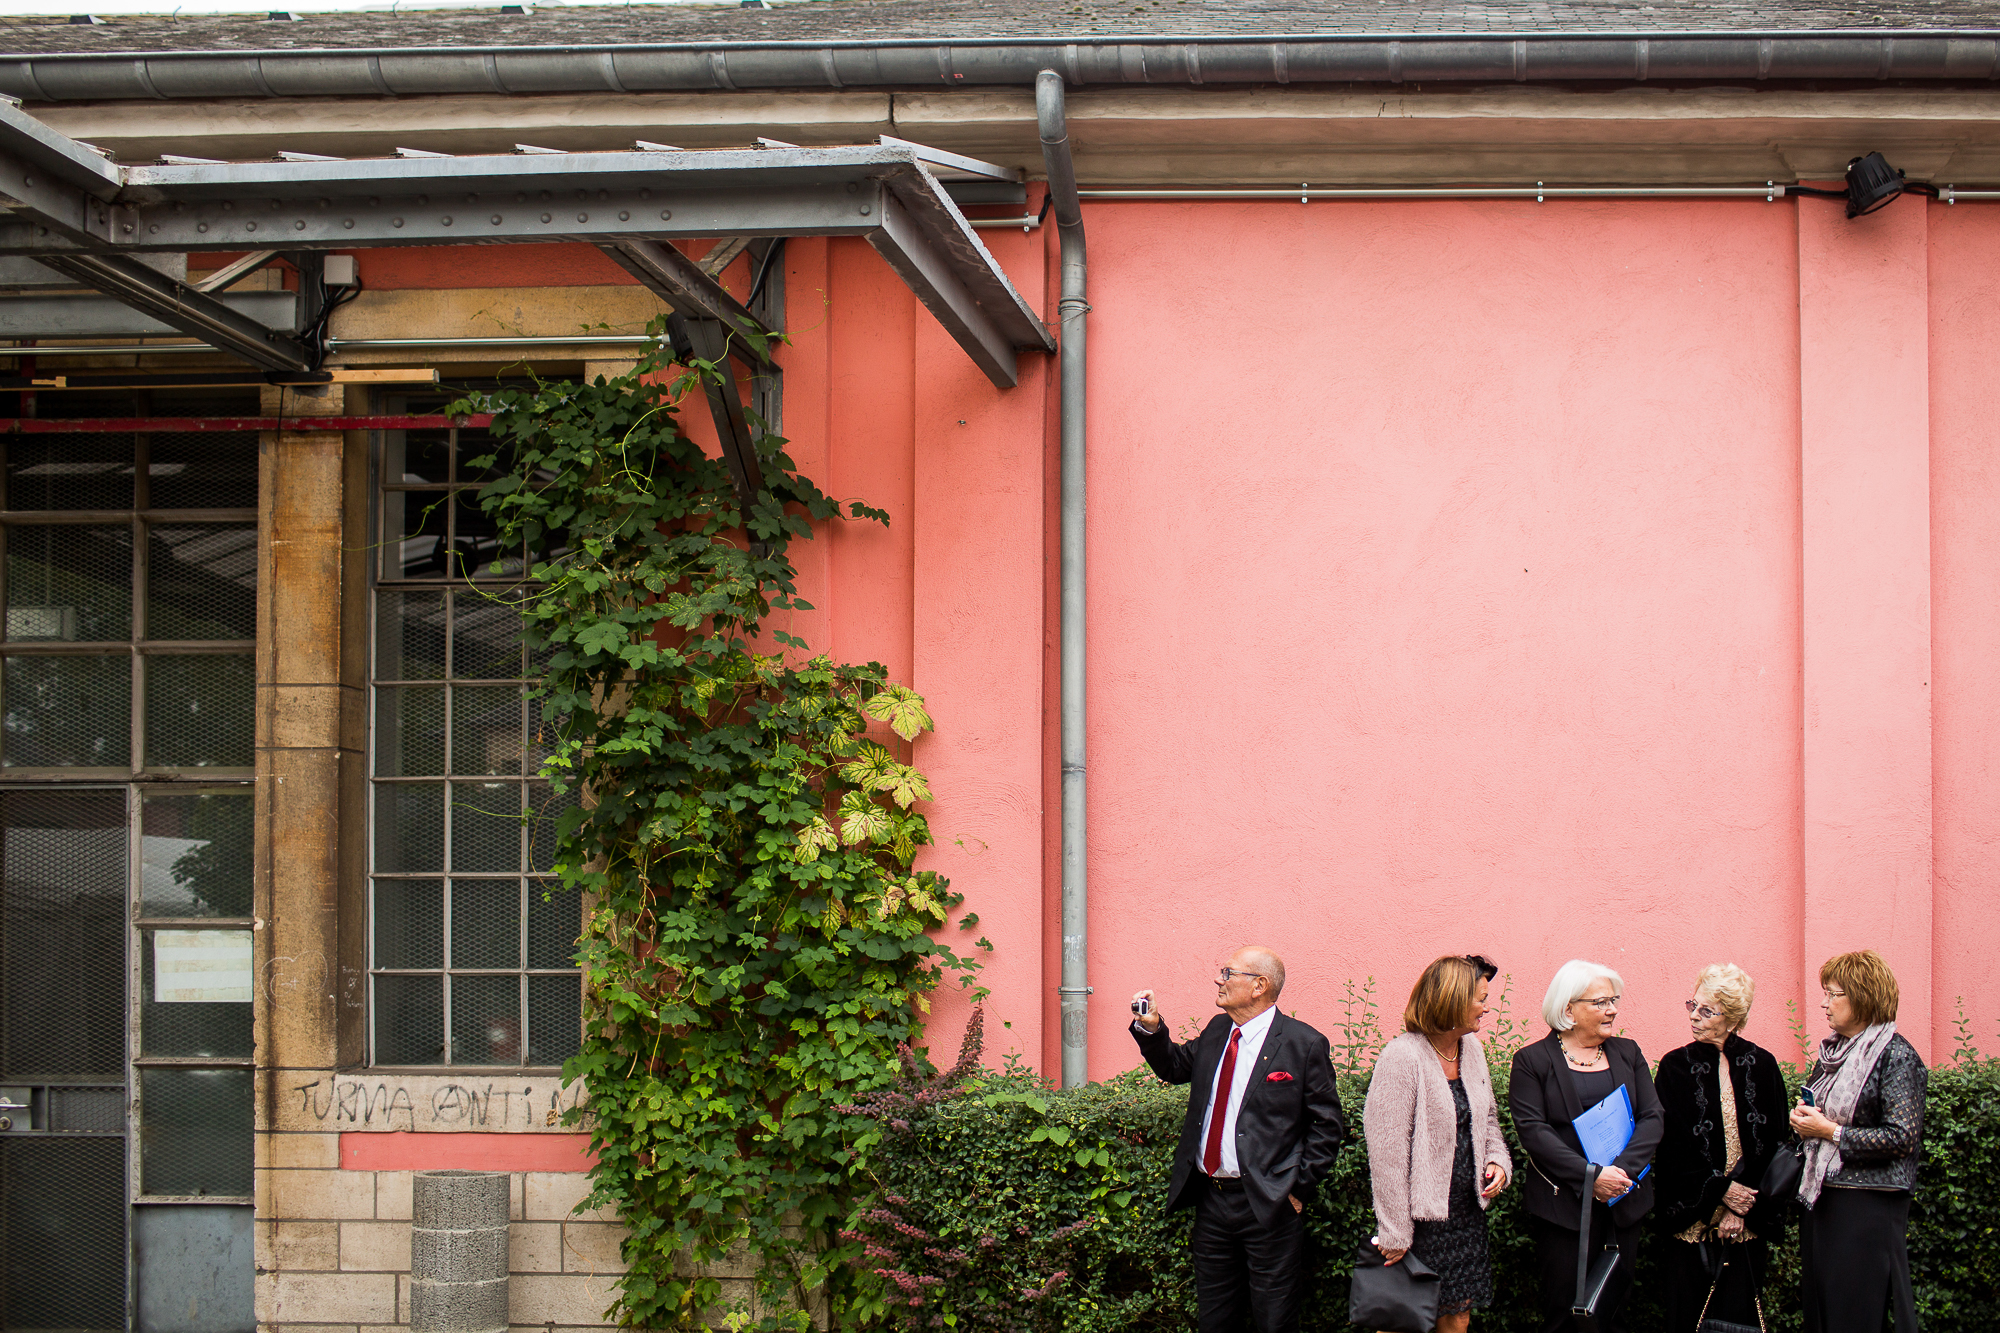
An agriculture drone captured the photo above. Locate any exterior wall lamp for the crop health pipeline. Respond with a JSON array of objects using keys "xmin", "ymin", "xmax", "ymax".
[{"xmin": 1794, "ymin": 153, "xmax": 1937, "ymax": 218}]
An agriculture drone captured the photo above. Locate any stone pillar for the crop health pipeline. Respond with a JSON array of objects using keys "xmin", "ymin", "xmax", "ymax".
[{"xmin": 411, "ymin": 1170, "xmax": 511, "ymax": 1332}]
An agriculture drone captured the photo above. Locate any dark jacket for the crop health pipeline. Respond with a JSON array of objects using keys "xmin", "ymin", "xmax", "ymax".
[
  {"xmin": 1508, "ymin": 1031, "xmax": 1665, "ymax": 1229},
  {"xmin": 1809, "ymin": 1031, "xmax": 1926, "ymax": 1195},
  {"xmin": 1132, "ymin": 1010, "xmax": 1347, "ymax": 1228},
  {"xmin": 1652, "ymin": 1034, "xmax": 1790, "ymax": 1237}
]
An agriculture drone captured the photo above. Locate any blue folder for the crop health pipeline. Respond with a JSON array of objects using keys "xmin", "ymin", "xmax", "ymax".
[{"xmin": 1574, "ymin": 1084, "xmax": 1635, "ymax": 1166}]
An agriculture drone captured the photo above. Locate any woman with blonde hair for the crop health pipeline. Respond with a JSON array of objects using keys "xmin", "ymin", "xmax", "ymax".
[
  {"xmin": 1789, "ymin": 950, "xmax": 1927, "ymax": 1333},
  {"xmin": 1364, "ymin": 955, "xmax": 1512, "ymax": 1333},
  {"xmin": 1652, "ymin": 964, "xmax": 1789, "ymax": 1333}
]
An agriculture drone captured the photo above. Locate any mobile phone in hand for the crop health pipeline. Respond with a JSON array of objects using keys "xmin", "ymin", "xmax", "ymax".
[{"xmin": 1800, "ymin": 1087, "xmax": 1816, "ymax": 1108}]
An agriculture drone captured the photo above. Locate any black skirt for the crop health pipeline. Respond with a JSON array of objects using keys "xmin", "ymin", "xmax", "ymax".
[
  {"xmin": 1409, "ymin": 1077, "xmax": 1494, "ymax": 1316},
  {"xmin": 1801, "ymin": 1187, "xmax": 1915, "ymax": 1333}
]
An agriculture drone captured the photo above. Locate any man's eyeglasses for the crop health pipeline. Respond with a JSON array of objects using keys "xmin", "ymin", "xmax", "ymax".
[
  {"xmin": 1216, "ymin": 967, "xmax": 1267, "ymax": 984},
  {"xmin": 1573, "ymin": 995, "xmax": 1621, "ymax": 1012},
  {"xmin": 1685, "ymin": 1000, "xmax": 1724, "ymax": 1022}
]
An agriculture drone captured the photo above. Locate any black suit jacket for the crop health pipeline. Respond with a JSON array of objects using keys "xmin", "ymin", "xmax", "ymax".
[
  {"xmin": 1508, "ymin": 1031, "xmax": 1664, "ymax": 1229},
  {"xmin": 1132, "ymin": 1010, "xmax": 1347, "ymax": 1228}
]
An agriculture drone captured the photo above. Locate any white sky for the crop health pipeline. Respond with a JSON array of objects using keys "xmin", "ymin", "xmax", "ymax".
[{"xmin": 11, "ymin": 0, "xmax": 733, "ymax": 15}]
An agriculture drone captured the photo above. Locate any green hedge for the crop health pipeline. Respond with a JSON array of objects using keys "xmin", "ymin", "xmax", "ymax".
[{"xmin": 847, "ymin": 1037, "xmax": 2000, "ymax": 1333}]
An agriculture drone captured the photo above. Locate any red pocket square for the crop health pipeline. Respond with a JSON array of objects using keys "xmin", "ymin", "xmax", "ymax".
[{"xmin": 1266, "ymin": 1071, "xmax": 1295, "ymax": 1082}]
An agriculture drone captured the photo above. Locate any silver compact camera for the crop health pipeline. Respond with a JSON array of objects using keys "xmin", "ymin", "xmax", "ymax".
[{"xmin": 1131, "ymin": 996, "xmax": 1153, "ymax": 1018}]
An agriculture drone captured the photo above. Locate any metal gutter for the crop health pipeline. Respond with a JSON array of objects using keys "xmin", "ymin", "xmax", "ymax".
[
  {"xmin": 1040, "ymin": 68, "xmax": 1091, "ymax": 1092},
  {"xmin": 8, "ymin": 31, "xmax": 2000, "ymax": 101}
]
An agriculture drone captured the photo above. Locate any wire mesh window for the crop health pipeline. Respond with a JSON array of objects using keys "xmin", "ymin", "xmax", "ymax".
[
  {"xmin": 371, "ymin": 408, "xmax": 581, "ymax": 1068},
  {"xmin": 0, "ymin": 431, "xmax": 257, "ymax": 775}
]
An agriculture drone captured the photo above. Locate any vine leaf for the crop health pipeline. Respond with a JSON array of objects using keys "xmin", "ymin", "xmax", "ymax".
[
  {"xmin": 864, "ymin": 684, "xmax": 933, "ymax": 742},
  {"xmin": 838, "ymin": 742, "xmax": 897, "ymax": 789},
  {"xmin": 792, "ymin": 816, "xmax": 837, "ymax": 863},
  {"xmin": 837, "ymin": 790, "xmax": 891, "ymax": 846},
  {"xmin": 883, "ymin": 764, "xmax": 932, "ymax": 809}
]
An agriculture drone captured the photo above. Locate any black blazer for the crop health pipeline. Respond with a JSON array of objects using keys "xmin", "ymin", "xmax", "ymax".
[
  {"xmin": 1651, "ymin": 1034, "xmax": 1790, "ymax": 1237},
  {"xmin": 1132, "ymin": 1010, "xmax": 1347, "ymax": 1228},
  {"xmin": 1508, "ymin": 1031, "xmax": 1664, "ymax": 1229}
]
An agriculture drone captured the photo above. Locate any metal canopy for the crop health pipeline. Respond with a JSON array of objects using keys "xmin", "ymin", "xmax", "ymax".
[{"xmin": 0, "ymin": 97, "xmax": 1055, "ymax": 387}]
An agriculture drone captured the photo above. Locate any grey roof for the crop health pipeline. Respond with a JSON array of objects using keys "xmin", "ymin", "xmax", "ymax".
[{"xmin": 5, "ymin": 0, "xmax": 2000, "ymax": 56}]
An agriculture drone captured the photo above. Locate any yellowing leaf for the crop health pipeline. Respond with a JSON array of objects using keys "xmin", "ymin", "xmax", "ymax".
[
  {"xmin": 792, "ymin": 816, "xmax": 837, "ymax": 863},
  {"xmin": 839, "ymin": 742, "xmax": 896, "ymax": 789},
  {"xmin": 863, "ymin": 684, "xmax": 933, "ymax": 742},
  {"xmin": 837, "ymin": 791, "xmax": 890, "ymax": 846},
  {"xmin": 882, "ymin": 764, "xmax": 932, "ymax": 808}
]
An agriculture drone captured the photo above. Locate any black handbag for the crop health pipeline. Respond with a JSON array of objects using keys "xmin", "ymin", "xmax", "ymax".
[
  {"xmin": 1571, "ymin": 1164, "xmax": 1622, "ymax": 1333},
  {"xmin": 1695, "ymin": 1245, "xmax": 1764, "ymax": 1333},
  {"xmin": 1745, "ymin": 1142, "xmax": 1803, "ymax": 1236},
  {"xmin": 1348, "ymin": 1240, "xmax": 1441, "ymax": 1333}
]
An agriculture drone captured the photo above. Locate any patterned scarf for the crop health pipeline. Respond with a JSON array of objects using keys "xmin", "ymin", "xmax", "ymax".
[{"xmin": 1798, "ymin": 1021, "xmax": 1895, "ymax": 1208}]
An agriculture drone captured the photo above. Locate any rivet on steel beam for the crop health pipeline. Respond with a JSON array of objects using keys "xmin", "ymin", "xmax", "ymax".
[
  {"xmin": 344, "ymin": 219, "xmax": 354, "ymax": 228},
  {"xmin": 577, "ymin": 212, "xmax": 588, "ymax": 222},
  {"xmin": 246, "ymin": 221, "xmax": 258, "ymax": 231},
  {"xmin": 442, "ymin": 216, "xmax": 453, "ymax": 226},
  {"xmin": 540, "ymin": 212, "xmax": 551, "ymax": 222},
  {"xmin": 491, "ymin": 214, "xmax": 502, "ymax": 224},
  {"xmin": 860, "ymin": 204, "xmax": 871, "ymax": 215},
  {"xmin": 618, "ymin": 210, "xmax": 629, "ymax": 221},
  {"xmin": 393, "ymin": 217, "xmax": 404, "ymax": 228},
  {"xmin": 294, "ymin": 220, "xmax": 305, "ymax": 230},
  {"xmin": 196, "ymin": 223, "xmax": 208, "ymax": 233},
  {"xmin": 660, "ymin": 210, "xmax": 671, "ymax": 220}
]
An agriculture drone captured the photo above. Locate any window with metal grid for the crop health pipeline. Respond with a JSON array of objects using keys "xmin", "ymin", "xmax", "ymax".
[
  {"xmin": 0, "ymin": 431, "xmax": 257, "ymax": 774},
  {"xmin": 371, "ymin": 405, "xmax": 581, "ymax": 1068}
]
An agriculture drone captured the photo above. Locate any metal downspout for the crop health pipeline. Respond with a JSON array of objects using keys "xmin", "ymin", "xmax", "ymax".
[{"xmin": 1038, "ymin": 69, "xmax": 1090, "ymax": 1090}]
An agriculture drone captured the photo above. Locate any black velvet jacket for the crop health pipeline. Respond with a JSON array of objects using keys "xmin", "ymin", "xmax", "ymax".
[{"xmin": 1651, "ymin": 1034, "xmax": 1790, "ymax": 1237}]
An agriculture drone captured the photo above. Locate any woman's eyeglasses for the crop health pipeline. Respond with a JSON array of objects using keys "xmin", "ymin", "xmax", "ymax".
[
  {"xmin": 1573, "ymin": 995, "xmax": 1620, "ymax": 1012},
  {"xmin": 1685, "ymin": 1000, "xmax": 1723, "ymax": 1022}
]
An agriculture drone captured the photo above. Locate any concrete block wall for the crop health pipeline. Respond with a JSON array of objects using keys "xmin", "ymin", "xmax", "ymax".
[{"xmin": 255, "ymin": 1132, "xmax": 630, "ymax": 1331}]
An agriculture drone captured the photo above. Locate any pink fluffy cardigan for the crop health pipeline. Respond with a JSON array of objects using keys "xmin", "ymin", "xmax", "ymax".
[{"xmin": 1363, "ymin": 1031, "xmax": 1513, "ymax": 1251}]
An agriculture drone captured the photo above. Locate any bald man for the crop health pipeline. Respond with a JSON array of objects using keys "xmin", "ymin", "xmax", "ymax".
[{"xmin": 1131, "ymin": 946, "xmax": 1345, "ymax": 1333}]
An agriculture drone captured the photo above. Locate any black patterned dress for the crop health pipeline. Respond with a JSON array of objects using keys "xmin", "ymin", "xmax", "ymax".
[{"xmin": 1409, "ymin": 1077, "xmax": 1495, "ymax": 1315}]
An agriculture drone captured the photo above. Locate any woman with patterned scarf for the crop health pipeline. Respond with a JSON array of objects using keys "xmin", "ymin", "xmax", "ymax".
[
  {"xmin": 1652, "ymin": 964, "xmax": 1789, "ymax": 1333},
  {"xmin": 1789, "ymin": 950, "xmax": 1928, "ymax": 1333}
]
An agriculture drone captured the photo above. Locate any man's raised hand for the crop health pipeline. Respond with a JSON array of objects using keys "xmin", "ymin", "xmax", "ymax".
[{"xmin": 1131, "ymin": 989, "xmax": 1163, "ymax": 1032}]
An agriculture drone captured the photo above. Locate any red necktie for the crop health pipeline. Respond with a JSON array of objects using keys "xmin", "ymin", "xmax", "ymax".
[{"xmin": 1202, "ymin": 1027, "xmax": 1242, "ymax": 1175}]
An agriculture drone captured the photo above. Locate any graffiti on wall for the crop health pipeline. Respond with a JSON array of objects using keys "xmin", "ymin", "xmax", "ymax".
[{"xmin": 290, "ymin": 1073, "xmax": 590, "ymax": 1132}]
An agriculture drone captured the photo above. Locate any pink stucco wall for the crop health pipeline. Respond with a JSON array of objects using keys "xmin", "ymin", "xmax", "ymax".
[{"xmin": 752, "ymin": 196, "xmax": 2000, "ymax": 1082}]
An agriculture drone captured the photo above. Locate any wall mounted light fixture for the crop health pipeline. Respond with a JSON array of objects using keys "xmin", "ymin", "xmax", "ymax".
[{"xmin": 1793, "ymin": 153, "xmax": 1937, "ymax": 218}]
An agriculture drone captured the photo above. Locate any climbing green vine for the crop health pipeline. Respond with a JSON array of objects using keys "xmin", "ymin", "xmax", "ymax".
[{"xmin": 457, "ymin": 329, "xmax": 984, "ymax": 1329}]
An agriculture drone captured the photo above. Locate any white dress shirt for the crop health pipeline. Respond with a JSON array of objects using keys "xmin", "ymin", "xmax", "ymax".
[{"xmin": 1197, "ymin": 1005, "xmax": 1278, "ymax": 1177}]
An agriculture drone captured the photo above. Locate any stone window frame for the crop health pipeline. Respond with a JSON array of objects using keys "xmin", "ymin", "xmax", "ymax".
[{"xmin": 366, "ymin": 397, "xmax": 580, "ymax": 1071}]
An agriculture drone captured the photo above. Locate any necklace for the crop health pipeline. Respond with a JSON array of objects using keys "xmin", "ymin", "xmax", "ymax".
[
  {"xmin": 1430, "ymin": 1038, "xmax": 1460, "ymax": 1064},
  {"xmin": 1564, "ymin": 1041, "xmax": 1608, "ymax": 1068}
]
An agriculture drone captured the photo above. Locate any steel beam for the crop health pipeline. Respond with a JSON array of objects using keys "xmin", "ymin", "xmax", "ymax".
[
  {"xmin": 0, "ymin": 120, "xmax": 1053, "ymax": 382},
  {"xmin": 32, "ymin": 253, "xmax": 315, "ymax": 371},
  {"xmin": 868, "ymin": 192, "xmax": 1021, "ymax": 390},
  {"xmin": 0, "ymin": 289, "xmax": 296, "ymax": 338},
  {"xmin": 666, "ymin": 313, "xmax": 764, "ymax": 507},
  {"xmin": 597, "ymin": 238, "xmax": 776, "ymax": 370}
]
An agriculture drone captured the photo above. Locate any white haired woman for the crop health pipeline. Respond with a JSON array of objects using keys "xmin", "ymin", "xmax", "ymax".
[
  {"xmin": 1507, "ymin": 960, "xmax": 1664, "ymax": 1333},
  {"xmin": 1652, "ymin": 964, "xmax": 1790, "ymax": 1333}
]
